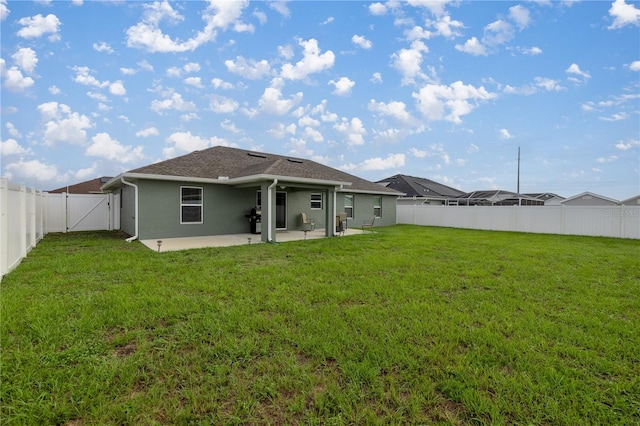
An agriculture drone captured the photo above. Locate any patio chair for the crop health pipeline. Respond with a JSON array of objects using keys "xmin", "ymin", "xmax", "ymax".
[
  {"xmin": 337, "ymin": 212, "xmax": 347, "ymax": 236},
  {"xmin": 300, "ymin": 212, "xmax": 315, "ymax": 231},
  {"xmin": 361, "ymin": 216, "xmax": 375, "ymax": 232}
]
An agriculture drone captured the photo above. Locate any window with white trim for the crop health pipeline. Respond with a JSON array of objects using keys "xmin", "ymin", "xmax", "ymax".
[
  {"xmin": 344, "ymin": 195, "xmax": 354, "ymax": 219},
  {"xmin": 181, "ymin": 186, "xmax": 203, "ymax": 224},
  {"xmin": 373, "ymin": 196, "xmax": 382, "ymax": 218},
  {"xmin": 310, "ymin": 193, "xmax": 323, "ymax": 210}
]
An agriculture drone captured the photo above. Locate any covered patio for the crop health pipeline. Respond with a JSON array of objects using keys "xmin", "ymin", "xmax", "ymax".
[{"xmin": 140, "ymin": 228, "xmax": 367, "ymax": 252}]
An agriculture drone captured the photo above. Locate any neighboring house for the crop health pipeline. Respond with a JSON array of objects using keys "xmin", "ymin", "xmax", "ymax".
[
  {"xmin": 561, "ymin": 191, "xmax": 619, "ymax": 206},
  {"xmin": 376, "ymin": 174, "xmax": 464, "ymax": 205},
  {"xmin": 450, "ymin": 190, "xmax": 545, "ymax": 206},
  {"xmin": 49, "ymin": 176, "xmax": 113, "ymax": 194},
  {"xmin": 101, "ymin": 146, "xmax": 402, "ymax": 243},
  {"xmin": 620, "ymin": 195, "xmax": 640, "ymax": 206},
  {"xmin": 524, "ymin": 193, "xmax": 565, "ymax": 206}
]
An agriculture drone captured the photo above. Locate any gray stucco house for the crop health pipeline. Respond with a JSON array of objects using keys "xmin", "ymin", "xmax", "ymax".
[{"xmin": 102, "ymin": 146, "xmax": 402, "ymax": 243}]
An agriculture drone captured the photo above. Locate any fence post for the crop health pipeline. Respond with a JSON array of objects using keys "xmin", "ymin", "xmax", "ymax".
[
  {"xmin": 0, "ymin": 178, "xmax": 8, "ymax": 279},
  {"xmin": 19, "ymin": 184, "xmax": 27, "ymax": 261}
]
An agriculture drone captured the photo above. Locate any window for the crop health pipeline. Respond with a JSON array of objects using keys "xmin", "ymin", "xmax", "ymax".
[
  {"xmin": 256, "ymin": 191, "xmax": 262, "ymax": 209},
  {"xmin": 181, "ymin": 187, "xmax": 203, "ymax": 224},
  {"xmin": 310, "ymin": 193, "xmax": 323, "ymax": 210},
  {"xmin": 373, "ymin": 196, "xmax": 382, "ymax": 218},
  {"xmin": 344, "ymin": 195, "xmax": 354, "ymax": 219}
]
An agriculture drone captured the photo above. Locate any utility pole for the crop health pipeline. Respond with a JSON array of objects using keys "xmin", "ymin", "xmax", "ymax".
[{"xmin": 517, "ymin": 146, "xmax": 521, "ymax": 194}]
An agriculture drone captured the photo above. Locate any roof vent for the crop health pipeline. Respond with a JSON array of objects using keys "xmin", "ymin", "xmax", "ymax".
[
  {"xmin": 248, "ymin": 153, "xmax": 267, "ymax": 159},
  {"xmin": 287, "ymin": 158, "xmax": 303, "ymax": 164}
]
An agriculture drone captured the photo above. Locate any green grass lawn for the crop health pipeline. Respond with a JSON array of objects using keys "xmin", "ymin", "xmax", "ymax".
[{"xmin": 1, "ymin": 226, "xmax": 639, "ymax": 425}]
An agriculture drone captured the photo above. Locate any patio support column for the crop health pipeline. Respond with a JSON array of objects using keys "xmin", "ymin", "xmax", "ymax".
[
  {"xmin": 325, "ymin": 186, "xmax": 336, "ymax": 237},
  {"xmin": 261, "ymin": 180, "xmax": 277, "ymax": 243}
]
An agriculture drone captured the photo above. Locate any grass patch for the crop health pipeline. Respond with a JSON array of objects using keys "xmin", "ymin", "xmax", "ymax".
[{"xmin": 2, "ymin": 226, "xmax": 639, "ymax": 424}]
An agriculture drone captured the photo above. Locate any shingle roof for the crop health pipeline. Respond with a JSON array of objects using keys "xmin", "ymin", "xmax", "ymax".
[
  {"xmin": 50, "ymin": 176, "xmax": 112, "ymax": 194},
  {"xmin": 118, "ymin": 146, "xmax": 401, "ymax": 195},
  {"xmin": 376, "ymin": 174, "xmax": 464, "ymax": 198}
]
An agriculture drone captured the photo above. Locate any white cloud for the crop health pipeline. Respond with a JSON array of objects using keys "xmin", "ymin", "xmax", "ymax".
[
  {"xmin": 1, "ymin": 59, "xmax": 35, "ymax": 92},
  {"xmin": 212, "ymin": 77, "xmax": 234, "ymax": 89},
  {"xmin": 281, "ymin": 38, "xmax": 335, "ymax": 81},
  {"xmin": 596, "ymin": 155, "xmax": 618, "ymax": 163},
  {"xmin": 93, "ymin": 42, "xmax": 114, "ymax": 54},
  {"xmin": 225, "ymin": 56, "xmax": 272, "ymax": 79},
  {"xmin": 183, "ymin": 62, "xmax": 200, "ymax": 73},
  {"xmin": 333, "ymin": 117, "xmax": 366, "ymax": 146},
  {"xmin": 370, "ymin": 72, "xmax": 383, "ymax": 84},
  {"xmin": 126, "ymin": 0, "xmax": 252, "ymax": 53},
  {"xmin": 138, "ymin": 60, "xmax": 154, "ymax": 72},
  {"xmin": 221, "ymin": 119, "xmax": 242, "ymax": 134},
  {"xmin": 368, "ymin": 99, "xmax": 415, "ymax": 124},
  {"xmin": 1, "ymin": 0, "xmax": 9, "ymax": 21},
  {"xmin": 608, "ymin": 0, "xmax": 640, "ymax": 29},
  {"xmin": 509, "ymin": 5, "xmax": 530, "ymax": 30},
  {"xmin": 120, "ymin": 67, "xmax": 137, "ymax": 75},
  {"xmin": 341, "ymin": 153, "xmax": 405, "ymax": 172},
  {"xmin": 163, "ymin": 131, "xmax": 229, "ymax": 158},
  {"xmin": 535, "ymin": 76, "xmax": 564, "ymax": 91},
  {"xmin": 75, "ymin": 163, "xmax": 98, "ymax": 181},
  {"xmin": 1, "ymin": 138, "xmax": 33, "ymax": 156},
  {"xmin": 455, "ymin": 36, "xmax": 487, "ymax": 56},
  {"xmin": 136, "ymin": 127, "xmax": 159, "ymax": 138},
  {"xmin": 12, "ymin": 47, "xmax": 38, "ymax": 74},
  {"xmin": 467, "ymin": 143, "xmax": 480, "ymax": 153},
  {"xmin": 521, "ymin": 46, "xmax": 542, "ymax": 55},
  {"xmin": 413, "ymin": 81, "xmax": 496, "ymax": 123},
  {"xmin": 209, "ymin": 95, "xmax": 239, "ymax": 113},
  {"xmin": 267, "ymin": 122, "xmax": 296, "ymax": 139},
  {"xmin": 499, "ymin": 128, "xmax": 512, "ymax": 139},
  {"xmin": 614, "ymin": 138, "xmax": 640, "ymax": 150},
  {"xmin": 483, "ymin": 19, "xmax": 514, "ymax": 46},
  {"xmin": 352, "ymin": 34, "xmax": 372, "ymax": 49},
  {"xmin": 329, "ymin": 77, "xmax": 355, "ymax": 96},
  {"xmin": 6, "ymin": 122, "xmax": 20, "ymax": 138},
  {"xmin": 565, "ymin": 63, "xmax": 591, "ymax": 83},
  {"xmin": 4, "ymin": 159, "xmax": 66, "ymax": 184},
  {"xmin": 320, "ymin": 16, "xmax": 334, "ymax": 26},
  {"xmin": 72, "ymin": 66, "xmax": 109, "ymax": 88},
  {"xmin": 303, "ymin": 127, "xmax": 324, "ymax": 142},
  {"xmin": 269, "ymin": 1, "xmax": 290, "ymax": 17},
  {"xmin": 86, "ymin": 132, "xmax": 145, "ymax": 163},
  {"xmin": 151, "ymin": 92, "xmax": 197, "ymax": 114},
  {"xmin": 258, "ymin": 78, "xmax": 303, "ymax": 115},
  {"xmin": 37, "ymin": 102, "xmax": 92, "ymax": 145},
  {"xmin": 369, "ymin": 2, "xmax": 387, "ymax": 15},
  {"xmin": 600, "ymin": 112, "xmax": 629, "ymax": 121},
  {"xmin": 628, "ymin": 61, "xmax": 640, "ymax": 71},
  {"xmin": 409, "ymin": 147, "xmax": 427, "ymax": 158},
  {"xmin": 184, "ymin": 76, "xmax": 204, "ymax": 88},
  {"xmin": 391, "ymin": 40, "xmax": 429, "ymax": 85},
  {"xmin": 49, "ymin": 85, "xmax": 61, "ymax": 94},
  {"xmin": 109, "ymin": 80, "xmax": 127, "ymax": 96},
  {"xmin": 87, "ymin": 91, "xmax": 108, "ymax": 102},
  {"xmin": 431, "ymin": 15, "xmax": 465, "ymax": 39},
  {"xmin": 17, "ymin": 13, "xmax": 61, "ymax": 40}
]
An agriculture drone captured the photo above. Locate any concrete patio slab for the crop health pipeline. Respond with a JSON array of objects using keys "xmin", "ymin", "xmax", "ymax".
[{"xmin": 140, "ymin": 228, "xmax": 367, "ymax": 252}]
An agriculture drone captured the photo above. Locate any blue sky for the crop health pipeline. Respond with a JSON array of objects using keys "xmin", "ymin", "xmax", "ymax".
[{"xmin": 1, "ymin": 0, "xmax": 638, "ymax": 200}]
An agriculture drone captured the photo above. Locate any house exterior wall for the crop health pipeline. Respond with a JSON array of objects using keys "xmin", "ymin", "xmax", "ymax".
[
  {"xmin": 336, "ymin": 192, "xmax": 397, "ymax": 228},
  {"xmin": 563, "ymin": 194, "xmax": 617, "ymax": 206},
  {"xmin": 121, "ymin": 180, "xmax": 399, "ymax": 240},
  {"xmin": 136, "ymin": 180, "xmax": 256, "ymax": 240},
  {"xmin": 120, "ymin": 187, "xmax": 135, "ymax": 237}
]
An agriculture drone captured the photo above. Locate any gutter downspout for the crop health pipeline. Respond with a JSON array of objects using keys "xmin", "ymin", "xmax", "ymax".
[
  {"xmin": 267, "ymin": 178, "xmax": 278, "ymax": 242},
  {"xmin": 120, "ymin": 177, "xmax": 138, "ymax": 242}
]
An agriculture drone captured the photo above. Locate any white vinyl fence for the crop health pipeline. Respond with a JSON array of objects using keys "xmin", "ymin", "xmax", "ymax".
[
  {"xmin": 397, "ymin": 204, "xmax": 640, "ymax": 239},
  {"xmin": 0, "ymin": 178, "xmax": 118, "ymax": 280}
]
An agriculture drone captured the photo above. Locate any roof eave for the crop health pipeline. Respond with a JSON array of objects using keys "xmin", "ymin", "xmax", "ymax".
[{"xmin": 101, "ymin": 172, "xmax": 353, "ymax": 191}]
